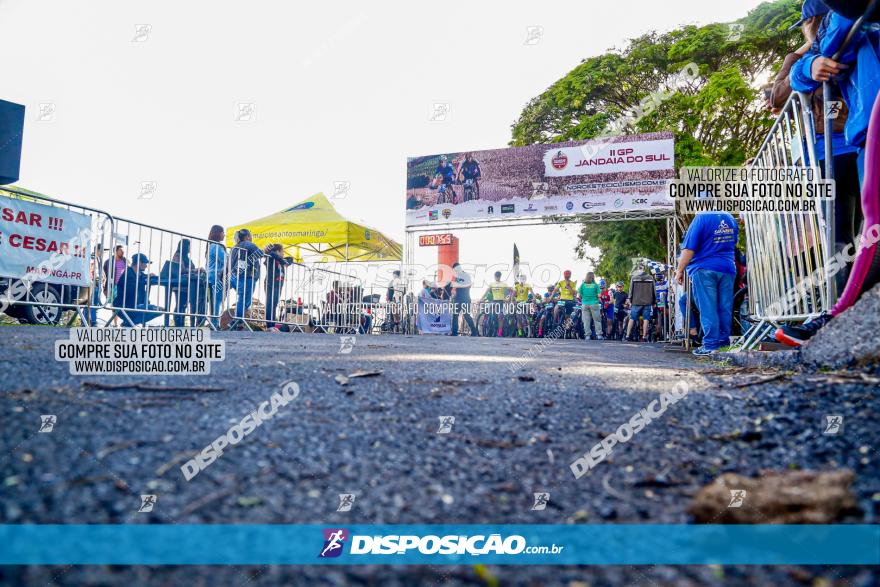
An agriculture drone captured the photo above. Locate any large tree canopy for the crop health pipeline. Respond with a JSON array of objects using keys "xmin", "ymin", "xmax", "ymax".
[{"xmin": 510, "ymin": 0, "xmax": 801, "ymax": 282}]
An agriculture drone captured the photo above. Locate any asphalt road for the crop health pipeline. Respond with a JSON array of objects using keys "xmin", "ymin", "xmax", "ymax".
[{"xmin": 1, "ymin": 326, "xmax": 878, "ymax": 586}]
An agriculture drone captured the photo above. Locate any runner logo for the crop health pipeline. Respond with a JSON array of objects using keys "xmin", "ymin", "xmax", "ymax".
[
  {"xmin": 138, "ymin": 494, "xmax": 157, "ymax": 513},
  {"xmin": 38, "ymin": 414, "xmax": 57, "ymax": 433},
  {"xmin": 437, "ymin": 416, "xmax": 455, "ymax": 434},
  {"xmin": 531, "ymin": 492, "xmax": 549, "ymax": 511},
  {"xmin": 727, "ymin": 489, "xmax": 746, "ymax": 508},
  {"xmin": 337, "ymin": 493, "xmax": 355, "ymax": 512},
  {"xmin": 338, "ymin": 336, "xmax": 356, "ymax": 354},
  {"xmin": 319, "ymin": 528, "xmax": 348, "ymax": 558},
  {"xmin": 823, "ymin": 415, "xmax": 843, "ymax": 435}
]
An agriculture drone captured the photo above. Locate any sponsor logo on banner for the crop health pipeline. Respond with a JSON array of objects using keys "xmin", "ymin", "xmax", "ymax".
[
  {"xmin": 631, "ymin": 198, "xmax": 648, "ymax": 205},
  {"xmin": 614, "ymin": 198, "xmax": 624, "ymax": 208},
  {"xmin": 542, "ymin": 139, "xmax": 675, "ymax": 178},
  {"xmin": 286, "ymin": 201, "xmax": 315, "ymax": 211},
  {"xmin": 550, "ymin": 150, "xmax": 568, "ymax": 170},
  {"xmin": 405, "ymin": 133, "xmax": 675, "ymax": 227},
  {"xmin": 582, "ymin": 201, "xmax": 605, "ymax": 209}
]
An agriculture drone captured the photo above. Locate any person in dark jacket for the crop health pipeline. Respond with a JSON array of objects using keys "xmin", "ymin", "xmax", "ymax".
[
  {"xmin": 627, "ymin": 263, "xmax": 656, "ymax": 342},
  {"xmin": 229, "ymin": 229, "xmax": 264, "ymax": 327},
  {"xmin": 264, "ymin": 243, "xmax": 293, "ymax": 331},
  {"xmin": 160, "ymin": 239, "xmax": 204, "ymax": 327},
  {"xmin": 116, "ymin": 253, "xmax": 162, "ymax": 327}
]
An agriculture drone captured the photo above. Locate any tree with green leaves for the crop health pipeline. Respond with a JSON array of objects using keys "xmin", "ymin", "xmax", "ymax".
[{"xmin": 510, "ymin": 0, "xmax": 801, "ymax": 282}]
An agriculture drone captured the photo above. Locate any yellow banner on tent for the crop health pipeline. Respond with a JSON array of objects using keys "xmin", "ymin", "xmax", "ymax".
[{"xmin": 226, "ymin": 193, "xmax": 402, "ymax": 262}]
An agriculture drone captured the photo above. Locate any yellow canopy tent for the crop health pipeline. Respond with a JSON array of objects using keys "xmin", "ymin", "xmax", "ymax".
[{"xmin": 226, "ymin": 193, "xmax": 402, "ymax": 262}]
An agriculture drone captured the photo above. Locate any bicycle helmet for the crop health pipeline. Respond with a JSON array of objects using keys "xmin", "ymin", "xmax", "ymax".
[{"xmin": 599, "ymin": 278, "xmax": 606, "ymax": 288}]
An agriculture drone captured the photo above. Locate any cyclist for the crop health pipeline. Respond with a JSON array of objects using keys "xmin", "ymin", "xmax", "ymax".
[
  {"xmin": 611, "ymin": 281, "xmax": 628, "ymax": 339},
  {"xmin": 479, "ymin": 271, "xmax": 510, "ymax": 336},
  {"xmin": 511, "ymin": 274, "xmax": 535, "ymax": 336},
  {"xmin": 457, "ymin": 152, "xmax": 482, "ymax": 200},
  {"xmin": 434, "ymin": 155, "xmax": 457, "ymax": 204},
  {"xmin": 536, "ymin": 292, "xmax": 552, "ymax": 337},
  {"xmin": 598, "ymin": 279, "xmax": 612, "ymax": 338},
  {"xmin": 654, "ymin": 270, "xmax": 668, "ymax": 341},
  {"xmin": 550, "ymin": 270, "xmax": 578, "ymax": 328}
]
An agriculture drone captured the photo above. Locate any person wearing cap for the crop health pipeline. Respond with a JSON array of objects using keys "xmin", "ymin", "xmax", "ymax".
[
  {"xmin": 115, "ymin": 253, "xmax": 162, "ymax": 327},
  {"xmin": 675, "ymin": 212, "xmax": 739, "ymax": 355}
]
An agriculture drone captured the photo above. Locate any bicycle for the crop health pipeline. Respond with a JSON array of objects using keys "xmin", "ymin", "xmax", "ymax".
[
  {"xmin": 437, "ymin": 181, "xmax": 457, "ymax": 205},
  {"xmin": 462, "ymin": 178, "xmax": 479, "ymax": 202}
]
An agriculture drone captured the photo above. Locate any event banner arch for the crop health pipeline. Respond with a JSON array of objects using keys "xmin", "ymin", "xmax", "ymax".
[{"xmin": 405, "ymin": 131, "xmax": 674, "ymax": 227}]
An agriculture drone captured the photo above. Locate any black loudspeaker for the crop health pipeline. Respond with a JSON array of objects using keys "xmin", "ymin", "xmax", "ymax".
[
  {"xmin": 0, "ymin": 99, "xmax": 25, "ymax": 185},
  {"xmin": 821, "ymin": 0, "xmax": 880, "ymax": 22}
]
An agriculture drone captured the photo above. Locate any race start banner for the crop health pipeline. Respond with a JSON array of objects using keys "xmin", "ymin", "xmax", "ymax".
[
  {"xmin": 0, "ymin": 194, "xmax": 92, "ymax": 286},
  {"xmin": 405, "ymin": 131, "xmax": 674, "ymax": 227}
]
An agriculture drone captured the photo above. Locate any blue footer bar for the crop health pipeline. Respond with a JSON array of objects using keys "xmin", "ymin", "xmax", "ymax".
[{"xmin": 1, "ymin": 525, "xmax": 878, "ymax": 565}]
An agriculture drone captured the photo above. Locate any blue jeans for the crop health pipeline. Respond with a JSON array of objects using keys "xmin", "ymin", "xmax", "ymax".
[
  {"xmin": 235, "ymin": 278, "xmax": 255, "ymax": 320},
  {"xmin": 89, "ymin": 286, "xmax": 102, "ymax": 325},
  {"xmin": 209, "ymin": 280, "xmax": 224, "ymax": 326},
  {"xmin": 678, "ymin": 289, "xmax": 699, "ymax": 329},
  {"xmin": 689, "ymin": 269, "xmax": 734, "ymax": 350}
]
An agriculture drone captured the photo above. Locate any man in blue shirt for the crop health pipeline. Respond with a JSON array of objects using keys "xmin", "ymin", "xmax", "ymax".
[{"xmin": 675, "ymin": 213, "xmax": 739, "ymax": 355}]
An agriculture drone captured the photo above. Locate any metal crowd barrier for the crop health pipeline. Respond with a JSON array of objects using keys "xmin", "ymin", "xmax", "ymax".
[
  {"xmin": 93, "ymin": 216, "xmax": 225, "ymax": 328},
  {"xmin": 736, "ymin": 91, "xmax": 832, "ymax": 351},
  {"xmin": 0, "ymin": 187, "xmax": 114, "ymax": 327},
  {"xmin": 0, "ymin": 186, "xmax": 391, "ymax": 333}
]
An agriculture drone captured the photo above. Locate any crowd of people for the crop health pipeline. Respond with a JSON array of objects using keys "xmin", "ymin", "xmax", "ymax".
[
  {"xmin": 88, "ymin": 226, "xmax": 309, "ymax": 331},
  {"xmin": 396, "ymin": 263, "xmax": 673, "ymax": 343},
  {"xmin": 766, "ymin": 0, "xmax": 880, "ymax": 346}
]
